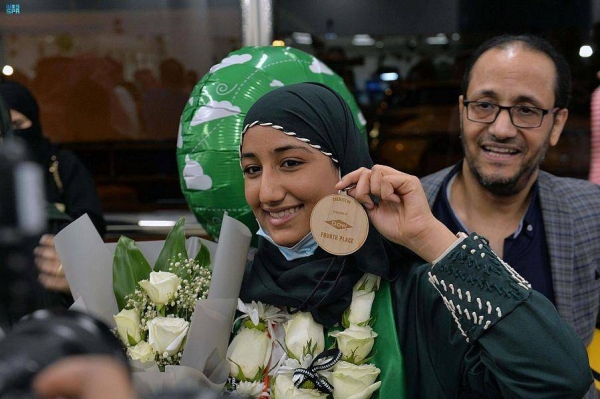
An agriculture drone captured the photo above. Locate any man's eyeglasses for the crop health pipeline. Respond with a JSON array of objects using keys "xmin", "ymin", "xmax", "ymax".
[{"xmin": 462, "ymin": 99, "xmax": 559, "ymax": 128}]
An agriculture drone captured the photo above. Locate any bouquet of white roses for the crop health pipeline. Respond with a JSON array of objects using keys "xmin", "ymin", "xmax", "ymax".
[
  {"xmin": 54, "ymin": 213, "xmax": 252, "ymax": 394},
  {"xmin": 112, "ymin": 217, "xmax": 212, "ymax": 370}
]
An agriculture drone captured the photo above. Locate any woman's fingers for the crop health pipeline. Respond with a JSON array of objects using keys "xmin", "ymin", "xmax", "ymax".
[
  {"xmin": 339, "ymin": 165, "xmax": 418, "ymax": 205},
  {"xmin": 38, "ymin": 273, "xmax": 71, "ymax": 293},
  {"xmin": 34, "ymin": 236, "xmax": 71, "ymax": 293},
  {"xmin": 39, "ymin": 234, "xmax": 55, "ymax": 247},
  {"xmin": 370, "ymin": 166, "xmax": 404, "ymax": 203},
  {"xmin": 336, "ymin": 167, "xmax": 375, "ymax": 209}
]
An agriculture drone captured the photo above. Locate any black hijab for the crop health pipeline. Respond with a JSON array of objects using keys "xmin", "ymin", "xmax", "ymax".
[
  {"xmin": 0, "ymin": 80, "xmax": 54, "ymax": 166},
  {"xmin": 239, "ymin": 82, "xmax": 405, "ymax": 327}
]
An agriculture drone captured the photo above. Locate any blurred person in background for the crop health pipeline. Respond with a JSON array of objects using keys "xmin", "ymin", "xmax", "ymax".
[
  {"xmin": 141, "ymin": 58, "xmax": 190, "ymax": 139},
  {"xmin": 420, "ymin": 34, "xmax": 600, "ymax": 398},
  {"xmin": 0, "ymin": 80, "xmax": 105, "ymax": 304},
  {"xmin": 64, "ymin": 55, "xmax": 140, "ymax": 141}
]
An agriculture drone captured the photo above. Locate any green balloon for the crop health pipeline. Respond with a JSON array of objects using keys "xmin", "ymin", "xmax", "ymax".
[{"xmin": 177, "ymin": 46, "xmax": 367, "ymax": 241}]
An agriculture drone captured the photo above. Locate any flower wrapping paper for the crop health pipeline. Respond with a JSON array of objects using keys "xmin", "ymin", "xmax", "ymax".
[{"xmin": 54, "ymin": 213, "xmax": 252, "ymax": 394}]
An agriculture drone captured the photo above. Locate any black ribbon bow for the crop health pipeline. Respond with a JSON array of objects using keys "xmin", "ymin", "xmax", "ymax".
[{"xmin": 292, "ymin": 348, "xmax": 342, "ymax": 394}]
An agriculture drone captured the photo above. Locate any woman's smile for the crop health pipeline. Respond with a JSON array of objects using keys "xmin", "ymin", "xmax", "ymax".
[{"xmin": 263, "ymin": 205, "xmax": 303, "ymax": 226}]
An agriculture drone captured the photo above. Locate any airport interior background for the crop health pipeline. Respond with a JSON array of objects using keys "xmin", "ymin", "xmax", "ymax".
[{"xmin": 1, "ymin": 0, "xmax": 599, "ymax": 240}]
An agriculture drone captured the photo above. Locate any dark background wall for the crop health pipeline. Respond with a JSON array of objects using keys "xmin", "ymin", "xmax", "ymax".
[
  {"xmin": 275, "ymin": 0, "xmax": 458, "ymax": 35},
  {"xmin": 458, "ymin": 0, "xmax": 591, "ymax": 34}
]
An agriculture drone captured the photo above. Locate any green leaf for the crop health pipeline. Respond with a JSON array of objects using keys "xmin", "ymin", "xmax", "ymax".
[
  {"xmin": 127, "ymin": 332, "xmax": 138, "ymax": 346},
  {"xmin": 251, "ymin": 365, "xmax": 266, "ymax": 382},
  {"xmin": 154, "ymin": 217, "xmax": 188, "ymax": 273},
  {"xmin": 194, "ymin": 241, "xmax": 211, "ymax": 267},
  {"xmin": 113, "ymin": 236, "xmax": 152, "ymax": 310},
  {"xmin": 299, "ymin": 380, "xmax": 316, "ymax": 390},
  {"xmin": 243, "ymin": 319, "xmax": 267, "ymax": 332},
  {"xmin": 157, "ymin": 304, "xmax": 165, "ymax": 316},
  {"xmin": 368, "ymin": 313, "xmax": 378, "ymax": 327},
  {"xmin": 342, "ymin": 308, "xmax": 350, "ymax": 329},
  {"xmin": 227, "ymin": 359, "xmax": 247, "ymax": 381},
  {"xmin": 360, "ymin": 351, "xmax": 376, "ymax": 365}
]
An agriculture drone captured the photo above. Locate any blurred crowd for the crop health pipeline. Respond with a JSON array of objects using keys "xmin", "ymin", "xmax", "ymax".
[{"xmin": 8, "ymin": 55, "xmax": 196, "ymax": 142}]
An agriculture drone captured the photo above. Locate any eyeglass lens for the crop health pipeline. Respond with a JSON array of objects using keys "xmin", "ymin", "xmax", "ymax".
[{"xmin": 467, "ymin": 102, "xmax": 544, "ymax": 128}]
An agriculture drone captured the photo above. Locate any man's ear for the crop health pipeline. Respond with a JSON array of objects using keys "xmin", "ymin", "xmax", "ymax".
[{"xmin": 549, "ymin": 108, "xmax": 568, "ymax": 147}]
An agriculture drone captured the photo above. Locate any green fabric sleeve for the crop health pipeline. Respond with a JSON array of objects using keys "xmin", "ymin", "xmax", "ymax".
[
  {"xmin": 429, "ymin": 233, "xmax": 531, "ymax": 343},
  {"xmin": 465, "ymin": 292, "xmax": 594, "ymax": 398},
  {"xmin": 393, "ymin": 233, "xmax": 594, "ymax": 398}
]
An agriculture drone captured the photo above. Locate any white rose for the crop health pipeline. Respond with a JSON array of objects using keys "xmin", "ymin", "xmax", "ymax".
[
  {"xmin": 330, "ymin": 361, "xmax": 381, "ymax": 399},
  {"xmin": 113, "ymin": 308, "xmax": 142, "ymax": 345},
  {"xmin": 139, "ymin": 271, "xmax": 182, "ymax": 305},
  {"xmin": 226, "ymin": 328, "xmax": 272, "ymax": 380},
  {"xmin": 353, "ymin": 274, "xmax": 380, "ymax": 293},
  {"xmin": 284, "ymin": 312, "xmax": 325, "ymax": 360},
  {"xmin": 147, "ymin": 316, "xmax": 189, "ymax": 356},
  {"xmin": 272, "ymin": 374, "xmax": 328, "ymax": 399},
  {"xmin": 348, "ymin": 290, "xmax": 376, "ymax": 326},
  {"xmin": 329, "ymin": 325, "xmax": 377, "ymax": 363},
  {"xmin": 127, "ymin": 341, "xmax": 156, "ymax": 363}
]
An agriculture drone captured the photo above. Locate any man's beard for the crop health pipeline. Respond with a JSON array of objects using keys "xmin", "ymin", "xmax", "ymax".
[{"xmin": 460, "ymin": 130, "xmax": 551, "ymax": 197}]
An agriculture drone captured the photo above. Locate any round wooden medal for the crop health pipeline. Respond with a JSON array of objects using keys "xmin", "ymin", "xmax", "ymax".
[{"xmin": 310, "ymin": 194, "xmax": 369, "ymax": 255}]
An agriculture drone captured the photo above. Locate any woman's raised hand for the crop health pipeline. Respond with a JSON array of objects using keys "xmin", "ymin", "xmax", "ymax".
[
  {"xmin": 35, "ymin": 234, "xmax": 71, "ymax": 294},
  {"xmin": 336, "ymin": 165, "xmax": 457, "ymax": 262}
]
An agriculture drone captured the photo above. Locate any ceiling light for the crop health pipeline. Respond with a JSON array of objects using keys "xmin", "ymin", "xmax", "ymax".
[
  {"xmin": 426, "ymin": 33, "xmax": 449, "ymax": 45},
  {"xmin": 579, "ymin": 45, "xmax": 593, "ymax": 58},
  {"xmin": 292, "ymin": 32, "xmax": 313, "ymax": 45},
  {"xmin": 352, "ymin": 34, "xmax": 375, "ymax": 46},
  {"xmin": 2, "ymin": 65, "xmax": 14, "ymax": 76},
  {"xmin": 380, "ymin": 72, "xmax": 399, "ymax": 82}
]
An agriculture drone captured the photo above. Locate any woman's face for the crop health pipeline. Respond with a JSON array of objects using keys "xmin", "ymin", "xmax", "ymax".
[
  {"xmin": 241, "ymin": 126, "xmax": 339, "ymax": 247},
  {"xmin": 9, "ymin": 109, "xmax": 32, "ymax": 130}
]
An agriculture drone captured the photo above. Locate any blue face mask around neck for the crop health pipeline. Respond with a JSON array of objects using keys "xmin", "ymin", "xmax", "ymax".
[{"xmin": 256, "ymin": 224, "xmax": 318, "ymax": 261}]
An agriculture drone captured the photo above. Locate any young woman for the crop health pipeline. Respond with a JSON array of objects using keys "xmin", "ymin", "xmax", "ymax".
[{"xmin": 235, "ymin": 82, "xmax": 592, "ymax": 398}]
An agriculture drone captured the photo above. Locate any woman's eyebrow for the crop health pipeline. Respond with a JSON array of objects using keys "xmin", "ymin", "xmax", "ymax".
[
  {"xmin": 273, "ymin": 144, "xmax": 314, "ymax": 154},
  {"xmin": 240, "ymin": 152, "xmax": 256, "ymax": 160},
  {"xmin": 241, "ymin": 144, "xmax": 315, "ymax": 159}
]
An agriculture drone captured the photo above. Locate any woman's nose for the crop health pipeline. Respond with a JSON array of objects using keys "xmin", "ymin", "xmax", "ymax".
[{"xmin": 258, "ymin": 169, "xmax": 286, "ymax": 204}]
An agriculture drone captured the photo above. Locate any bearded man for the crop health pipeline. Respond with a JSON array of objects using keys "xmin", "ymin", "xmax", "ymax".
[{"xmin": 421, "ymin": 34, "xmax": 599, "ymax": 398}]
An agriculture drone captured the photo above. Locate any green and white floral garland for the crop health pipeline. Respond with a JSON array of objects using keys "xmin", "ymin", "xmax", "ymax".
[{"xmin": 226, "ymin": 273, "xmax": 382, "ymax": 399}]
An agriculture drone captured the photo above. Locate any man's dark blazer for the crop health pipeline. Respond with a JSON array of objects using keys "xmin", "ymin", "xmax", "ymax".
[{"xmin": 422, "ymin": 165, "xmax": 600, "ymax": 347}]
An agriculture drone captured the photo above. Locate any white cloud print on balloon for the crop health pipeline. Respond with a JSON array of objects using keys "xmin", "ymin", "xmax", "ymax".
[
  {"xmin": 183, "ymin": 156, "xmax": 213, "ymax": 191},
  {"xmin": 209, "ymin": 54, "xmax": 252, "ymax": 73},
  {"xmin": 308, "ymin": 58, "xmax": 334, "ymax": 75},
  {"xmin": 176, "ymin": 99, "xmax": 242, "ymax": 150},
  {"xmin": 179, "ymin": 99, "xmax": 242, "ymax": 190}
]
